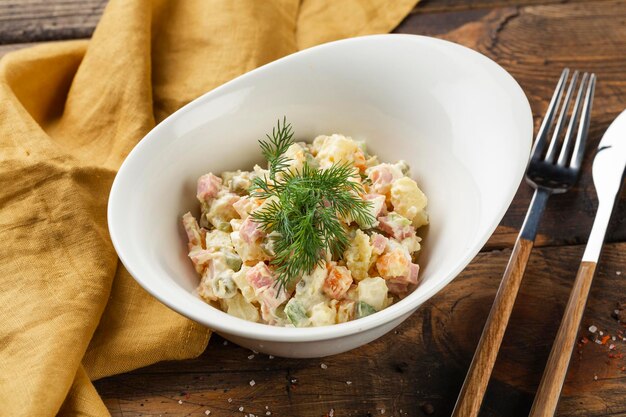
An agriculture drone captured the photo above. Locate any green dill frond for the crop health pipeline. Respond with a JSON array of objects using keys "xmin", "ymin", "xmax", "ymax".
[
  {"xmin": 250, "ymin": 119, "xmax": 375, "ymax": 291},
  {"xmin": 257, "ymin": 116, "xmax": 294, "ymax": 180}
]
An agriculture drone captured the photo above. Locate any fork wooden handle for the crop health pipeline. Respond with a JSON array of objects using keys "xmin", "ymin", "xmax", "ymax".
[
  {"xmin": 451, "ymin": 237, "xmax": 534, "ymax": 417},
  {"xmin": 528, "ymin": 261, "xmax": 597, "ymax": 417}
]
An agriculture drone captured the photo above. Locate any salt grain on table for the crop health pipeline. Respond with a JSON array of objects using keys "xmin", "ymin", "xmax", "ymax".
[
  {"xmin": 589, "ymin": 325, "xmax": 598, "ymax": 333},
  {"xmin": 269, "ymin": 355, "xmax": 274, "ymax": 359},
  {"xmin": 250, "ymin": 379, "xmax": 256, "ymax": 386},
  {"xmin": 239, "ymin": 406, "xmax": 244, "ymax": 412},
  {"xmin": 320, "ymin": 363, "xmax": 328, "ymax": 369},
  {"xmin": 248, "ymin": 354, "xmax": 255, "ymax": 360},
  {"xmin": 178, "ymin": 400, "xmax": 183, "ymax": 405},
  {"xmin": 205, "ymin": 411, "xmax": 211, "ymax": 415},
  {"xmin": 228, "ymin": 398, "xmax": 233, "ymax": 403},
  {"xmin": 346, "ymin": 381, "xmax": 352, "ymax": 385}
]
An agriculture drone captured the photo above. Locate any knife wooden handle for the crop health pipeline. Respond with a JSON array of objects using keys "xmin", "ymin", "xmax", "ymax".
[
  {"xmin": 528, "ymin": 261, "xmax": 598, "ymax": 417},
  {"xmin": 451, "ymin": 237, "xmax": 534, "ymax": 417}
]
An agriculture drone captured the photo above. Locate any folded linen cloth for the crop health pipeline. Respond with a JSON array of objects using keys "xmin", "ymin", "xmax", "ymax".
[{"xmin": 0, "ymin": 0, "xmax": 419, "ymax": 415}]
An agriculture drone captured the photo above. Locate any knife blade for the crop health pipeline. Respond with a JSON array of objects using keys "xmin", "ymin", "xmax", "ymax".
[
  {"xmin": 529, "ymin": 109, "xmax": 626, "ymax": 417},
  {"xmin": 582, "ymin": 108, "xmax": 626, "ymax": 262}
]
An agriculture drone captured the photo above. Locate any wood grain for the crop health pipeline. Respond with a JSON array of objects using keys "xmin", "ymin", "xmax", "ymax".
[
  {"xmin": 415, "ymin": 0, "xmax": 608, "ymax": 13},
  {"xmin": 0, "ymin": 0, "xmax": 105, "ymax": 44},
  {"xmin": 452, "ymin": 238, "xmax": 534, "ymax": 417},
  {"xmin": 396, "ymin": 1, "xmax": 626, "ymax": 250},
  {"xmin": 529, "ymin": 261, "xmax": 598, "ymax": 417},
  {"xmin": 94, "ymin": 242, "xmax": 626, "ymax": 417}
]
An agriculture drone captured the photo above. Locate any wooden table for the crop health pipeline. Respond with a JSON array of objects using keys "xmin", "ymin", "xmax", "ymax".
[{"xmin": 3, "ymin": 1, "xmax": 626, "ymax": 416}]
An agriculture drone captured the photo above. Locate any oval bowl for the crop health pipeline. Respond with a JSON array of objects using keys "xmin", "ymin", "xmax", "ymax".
[{"xmin": 108, "ymin": 34, "xmax": 532, "ymax": 358}]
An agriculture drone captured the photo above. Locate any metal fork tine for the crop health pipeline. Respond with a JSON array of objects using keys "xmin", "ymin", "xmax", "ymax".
[
  {"xmin": 557, "ymin": 73, "xmax": 589, "ymax": 166},
  {"xmin": 530, "ymin": 68, "xmax": 570, "ymax": 162},
  {"xmin": 545, "ymin": 70, "xmax": 579, "ymax": 163},
  {"xmin": 570, "ymin": 73, "xmax": 596, "ymax": 169}
]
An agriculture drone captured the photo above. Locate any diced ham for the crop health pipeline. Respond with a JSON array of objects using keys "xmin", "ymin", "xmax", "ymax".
[
  {"xmin": 188, "ymin": 247, "xmax": 214, "ymax": 272},
  {"xmin": 182, "ymin": 212, "xmax": 202, "ymax": 247},
  {"xmin": 367, "ymin": 164, "xmax": 400, "ymax": 194},
  {"xmin": 370, "ymin": 232, "xmax": 388, "ymax": 255},
  {"xmin": 408, "ymin": 263, "xmax": 420, "ymax": 285},
  {"xmin": 239, "ymin": 216, "xmax": 265, "ymax": 244},
  {"xmin": 365, "ymin": 194, "xmax": 387, "ymax": 217},
  {"xmin": 323, "ymin": 264, "xmax": 353, "ymax": 300},
  {"xmin": 196, "ymin": 173, "xmax": 222, "ymax": 203},
  {"xmin": 245, "ymin": 262, "xmax": 274, "ymax": 290},
  {"xmin": 377, "ymin": 215, "xmax": 415, "ymax": 240},
  {"xmin": 244, "ymin": 262, "xmax": 290, "ymax": 322},
  {"xmin": 258, "ymin": 285, "xmax": 289, "ymax": 311},
  {"xmin": 386, "ymin": 281, "xmax": 409, "ymax": 296},
  {"xmin": 386, "ymin": 263, "xmax": 420, "ymax": 296}
]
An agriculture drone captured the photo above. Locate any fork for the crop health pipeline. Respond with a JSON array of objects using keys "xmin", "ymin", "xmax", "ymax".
[{"xmin": 451, "ymin": 68, "xmax": 596, "ymax": 417}]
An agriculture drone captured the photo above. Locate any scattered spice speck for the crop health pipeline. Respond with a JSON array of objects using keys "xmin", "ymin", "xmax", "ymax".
[
  {"xmin": 250, "ymin": 380, "xmax": 256, "ymax": 386},
  {"xmin": 321, "ymin": 363, "xmax": 328, "ymax": 369}
]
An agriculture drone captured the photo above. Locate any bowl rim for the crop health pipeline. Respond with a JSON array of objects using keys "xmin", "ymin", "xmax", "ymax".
[{"xmin": 108, "ymin": 33, "xmax": 533, "ymax": 342}]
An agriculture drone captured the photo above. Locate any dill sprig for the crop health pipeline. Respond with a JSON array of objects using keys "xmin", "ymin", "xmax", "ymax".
[{"xmin": 250, "ymin": 118, "xmax": 374, "ymax": 290}]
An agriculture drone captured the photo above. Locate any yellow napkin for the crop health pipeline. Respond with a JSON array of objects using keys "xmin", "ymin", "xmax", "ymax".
[{"xmin": 0, "ymin": 0, "xmax": 418, "ymax": 415}]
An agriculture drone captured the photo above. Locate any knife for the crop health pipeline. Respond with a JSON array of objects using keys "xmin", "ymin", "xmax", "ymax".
[{"xmin": 529, "ymin": 109, "xmax": 626, "ymax": 417}]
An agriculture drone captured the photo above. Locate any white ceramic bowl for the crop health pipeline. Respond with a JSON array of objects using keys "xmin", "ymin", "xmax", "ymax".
[{"xmin": 108, "ymin": 34, "xmax": 532, "ymax": 358}]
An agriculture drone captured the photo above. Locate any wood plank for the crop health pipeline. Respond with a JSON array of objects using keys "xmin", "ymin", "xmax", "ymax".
[
  {"xmin": 415, "ymin": 0, "xmax": 608, "ymax": 13},
  {"xmin": 94, "ymin": 242, "xmax": 626, "ymax": 417},
  {"xmin": 0, "ymin": 0, "xmax": 612, "ymax": 45},
  {"xmin": 396, "ymin": 0, "xmax": 626, "ymax": 250},
  {"xmin": 0, "ymin": 0, "xmax": 104, "ymax": 44}
]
